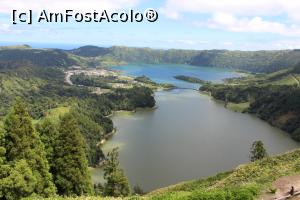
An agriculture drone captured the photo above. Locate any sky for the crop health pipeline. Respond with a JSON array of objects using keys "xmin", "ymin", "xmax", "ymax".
[{"xmin": 1, "ymin": 0, "xmax": 300, "ymax": 50}]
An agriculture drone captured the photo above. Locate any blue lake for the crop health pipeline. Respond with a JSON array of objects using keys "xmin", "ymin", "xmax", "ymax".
[{"xmin": 112, "ymin": 63, "xmax": 241, "ymax": 89}]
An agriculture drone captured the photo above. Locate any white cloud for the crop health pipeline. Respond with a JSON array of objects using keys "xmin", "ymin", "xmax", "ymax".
[
  {"xmin": 0, "ymin": 23, "xmax": 11, "ymax": 32},
  {"xmin": 0, "ymin": 0, "xmax": 139, "ymax": 14},
  {"xmin": 161, "ymin": 0, "xmax": 300, "ymax": 21},
  {"xmin": 195, "ymin": 13, "xmax": 300, "ymax": 37},
  {"xmin": 160, "ymin": 0, "xmax": 300, "ymax": 37}
]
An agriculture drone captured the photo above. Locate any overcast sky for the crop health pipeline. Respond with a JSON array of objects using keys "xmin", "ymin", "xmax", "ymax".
[{"xmin": 1, "ymin": 0, "xmax": 300, "ymax": 50}]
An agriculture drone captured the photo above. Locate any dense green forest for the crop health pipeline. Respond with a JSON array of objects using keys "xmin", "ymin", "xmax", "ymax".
[{"xmin": 0, "ymin": 100, "xmax": 133, "ymax": 199}]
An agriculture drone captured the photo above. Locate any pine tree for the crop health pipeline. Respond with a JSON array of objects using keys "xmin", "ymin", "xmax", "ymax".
[
  {"xmin": 250, "ymin": 140, "xmax": 268, "ymax": 162},
  {"xmin": 2, "ymin": 99, "xmax": 56, "ymax": 198},
  {"xmin": 103, "ymin": 148, "xmax": 130, "ymax": 197},
  {"xmin": 36, "ymin": 118, "xmax": 59, "ymax": 172},
  {"xmin": 53, "ymin": 113, "xmax": 93, "ymax": 196}
]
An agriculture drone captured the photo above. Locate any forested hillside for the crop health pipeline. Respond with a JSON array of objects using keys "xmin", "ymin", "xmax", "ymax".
[
  {"xmin": 0, "ymin": 46, "xmax": 159, "ymax": 199},
  {"xmin": 69, "ymin": 45, "xmax": 300, "ymax": 72},
  {"xmin": 190, "ymin": 49, "xmax": 300, "ymax": 72}
]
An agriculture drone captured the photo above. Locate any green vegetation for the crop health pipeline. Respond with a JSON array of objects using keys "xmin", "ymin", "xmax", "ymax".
[
  {"xmin": 36, "ymin": 119, "xmax": 59, "ymax": 174},
  {"xmin": 189, "ymin": 49, "xmax": 300, "ymax": 73},
  {"xmin": 250, "ymin": 141, "xmax": 268, "ymax": 162},
  {"xmin": 226, "ymin": 102, "xmax": 250, "ymax": 112},
  {"xmin": 134, "ymin": 75, "xmax": 176, "ymax": 89},
  {"xmin": 0, "ymin": 100, "xmax": 132, "ymax": 199},
  {"xmin": 0, "ymin": 44, "xmax": 31, "ymax": 50},
  {"xmin": 0, "ymin": 49, "xmax": 78, "ymax": 68},
  {"xmin": 53, "ymin": 114, "xmax": 93, "ymax": 196},
  {"xmin": 1, "ymin": 100, "xmax": 56, "ymax": 199},
  {"xmin": 70, "ymin": 73, "xmax": 174, "ymax": 91},
  {"xmin": 102, "ymin": 148, "xmax": 130, "ymax": 197},
  {"xmin": 71, "ymin": 74, "xmax": 111, "ymax": 88},
  {"xmin": 0, "ymin": 60, "xmax": 156, "ymax": 165},
  {"xmin": 174, "ymin": 75, "xmax": 211, "ymax": 84},
  {"xmin": 69, "ymin": 45, "xmax": 110, "ymax": 57},
  {"xmin": 134, "ymin": 75, "xmax": 156, "ymax": 84}
]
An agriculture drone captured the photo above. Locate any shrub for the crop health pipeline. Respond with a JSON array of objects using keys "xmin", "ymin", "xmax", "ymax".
[{"xmin": 189, "ymin": 190, "xmax": 227, "ymax": 200}]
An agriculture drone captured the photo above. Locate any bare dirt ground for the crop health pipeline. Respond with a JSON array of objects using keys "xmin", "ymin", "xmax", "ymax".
[{"xmin": 259, "ymin": 174, "xmax": 300, "ymax": 200}]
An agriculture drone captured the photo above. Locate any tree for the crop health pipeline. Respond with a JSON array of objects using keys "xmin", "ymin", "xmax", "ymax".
[
  {"xmin": 70, "ymin": 109, "xmax": 104, "ymax": 166},
  {"xmin": 2, "ymin": 99, "xmax": 56, "ymax": 198},
  {"xmin": 103, "ymin": 148, "xmax": 130, "ymax": 197},
  {"xmin": 250, "ymin": 141, "xmax": 268, "ymax": 162},
  {"xmin": 53, "ymin": 113, "xmax": 92, "ymax": 196},
  {"xmin": 36, "ymin": 118, "xmax": 59, "ymax": 172}
]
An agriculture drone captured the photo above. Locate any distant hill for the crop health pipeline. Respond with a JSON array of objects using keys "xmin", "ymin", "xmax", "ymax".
[
  {"xmin": 68, "ymin": 45, "xmax": 110, "ymax": 57},
  {"xmin": 190, "ymin": 49, "xmax": 300, "ymax": 73},
  {"xmin": 0, "ymin": 48, "xmax": 78, "ymax": 69},
  {"xmin": 2, "ymin": 44, "xmax": 300, "ymax": 72},
  {"xmin": 108, "ymin": 46, "xmax": 199, "ymax": 64},
  {"xmin": 68, "ymin": 46, "xmax": 300, "ymax": 73},
  {"xmin": 0, "ymin": 44, "xmax": 31, "ymax": 50}
]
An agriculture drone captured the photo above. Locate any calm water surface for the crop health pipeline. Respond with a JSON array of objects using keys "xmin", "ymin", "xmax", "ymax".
[{"xmin": 96, "ymin": 64, "xmax": 299, "ymax": 191}]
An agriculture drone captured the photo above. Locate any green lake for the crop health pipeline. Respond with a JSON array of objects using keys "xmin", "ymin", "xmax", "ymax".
[{"xmin": 94, "ymin": 64, "xmax": 300, "ymax": 191}]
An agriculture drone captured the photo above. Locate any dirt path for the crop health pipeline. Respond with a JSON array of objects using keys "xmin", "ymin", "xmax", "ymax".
[{"xmin": 259, "ymin": 174, "xmax": 300, "ymax": 200}]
